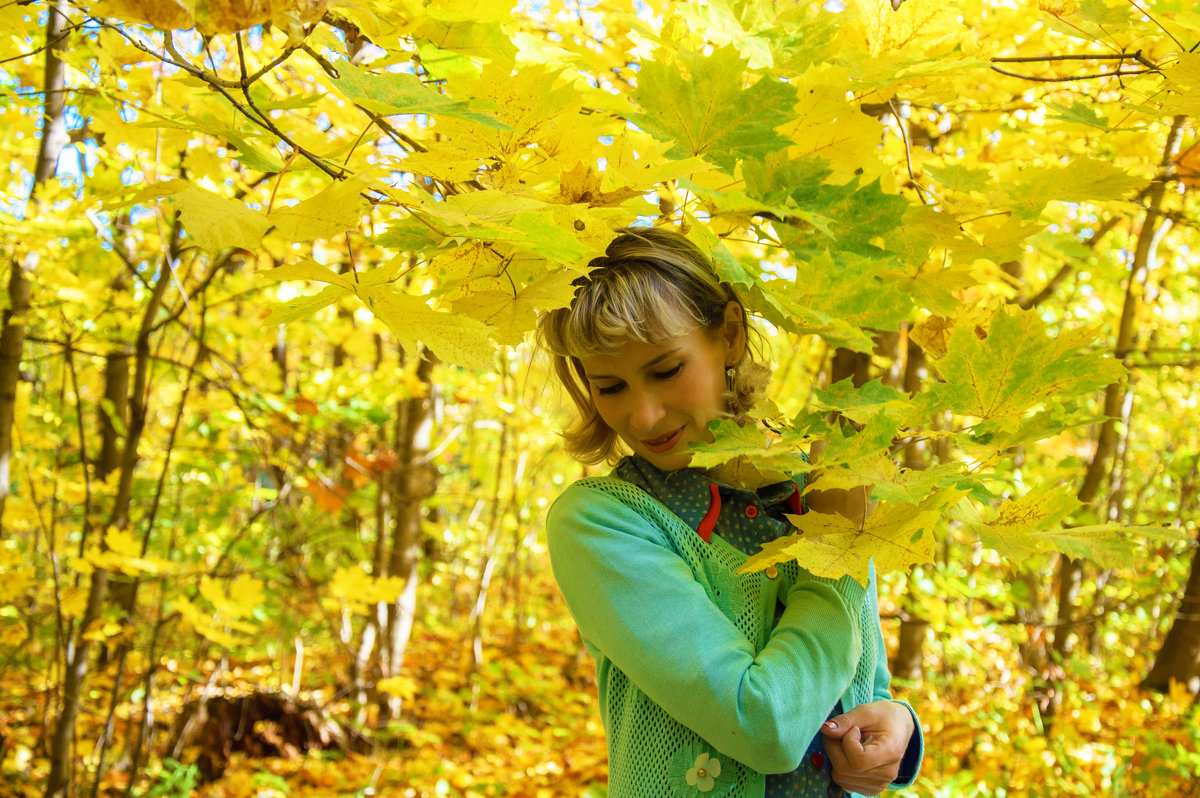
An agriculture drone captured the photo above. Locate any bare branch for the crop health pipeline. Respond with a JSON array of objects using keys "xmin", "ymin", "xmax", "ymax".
[{"xmin": 990, "ymin": 65, "xmax": 1157, "ymax": 82}]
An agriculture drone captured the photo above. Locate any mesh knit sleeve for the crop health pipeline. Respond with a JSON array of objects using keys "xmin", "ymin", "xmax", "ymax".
[{"xmin": 548, "ymin": 482, "xmax": 868, "ymax": 775}]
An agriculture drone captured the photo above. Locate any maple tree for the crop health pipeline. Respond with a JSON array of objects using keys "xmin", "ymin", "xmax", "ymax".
[{"xmin": 1, "ymin": 0, "xmax": 1199, "ymax": 795}]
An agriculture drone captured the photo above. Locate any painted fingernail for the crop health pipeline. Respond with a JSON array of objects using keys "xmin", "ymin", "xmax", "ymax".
[{"xmin": 824, "ymin": 720, "xmax": 838, "ymax": 729}]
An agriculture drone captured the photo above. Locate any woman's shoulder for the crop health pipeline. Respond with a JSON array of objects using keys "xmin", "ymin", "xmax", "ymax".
[{"xmin": 550, "ymin": 472, "xmax": 646, "ymax": 515}]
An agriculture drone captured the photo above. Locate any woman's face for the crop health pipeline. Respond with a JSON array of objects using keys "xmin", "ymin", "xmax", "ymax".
[{"xmin": 579, "ymin": 304, "xmax": 744, "ymax": 471}]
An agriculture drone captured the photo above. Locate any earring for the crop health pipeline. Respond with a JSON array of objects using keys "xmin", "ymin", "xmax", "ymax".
[{"xmin": 725, "ymin": 365, "xmax": 737, "ymax": 386}]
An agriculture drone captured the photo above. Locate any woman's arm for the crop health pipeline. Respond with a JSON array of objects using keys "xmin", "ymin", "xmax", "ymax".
[
  {"xmin": 547, "ymin": 483, "xmax": 868, "ymax": 774},
  {"xmin": 821, "ymin": 567, "xmax": 924, "ymax": 793}
]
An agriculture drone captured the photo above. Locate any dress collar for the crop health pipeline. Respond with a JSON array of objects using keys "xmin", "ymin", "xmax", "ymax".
[{"xmin": 613, "ymin": 455, "xmax": 802, "ymax": 535}]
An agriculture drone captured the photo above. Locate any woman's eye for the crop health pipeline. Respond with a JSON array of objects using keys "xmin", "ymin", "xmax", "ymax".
[
  {"xmin": 654, "ymin": 364, "xmax": 683, "ymax": 380},
  {"xmin": 597, "ymin": 383, "xmax": 625, "ymax": 396}
]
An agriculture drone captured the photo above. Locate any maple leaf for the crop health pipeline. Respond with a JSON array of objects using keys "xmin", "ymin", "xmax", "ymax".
[
  {"xmin": 139, "ymin": 180, "xmax": 270, "ymax": 252},
  {"xmin": 1173, "ymin": 140, "xmax": 1200, "ymax": 189},
  {"xmin": 909, "ymin": 305, "xmax": 991, "ymax": 359},
  {"xmin": 740, "ymin": 489, "xmax": 959, "ymax": 584},
  {"xmin": 812, "ymin": 377, "xmax": 914, "ymax": 426},
  {"xmin": 1044, "ymin": 101, "xmax": 1119, "ymax": 131},
  {"xmin": 955, "ymin": 215, "xmax": 1044, "ymax": 267},
  {"xmin": 776, "ymin": 68, "xmax": 885, "ymax": 178},
  {"xmin": 749, "ymin": 251, "xmax": 913, "ymax": 352},
  {"xmin": 1005, "ymin": 157, "xmax": 1145, "ymax": 217},
  {"xmin": 686, "ymin": 419, "xmax": 815, "ymax": 474},
  {"xmin": 923, "ymin": 161, "xmax": 993, "ymax": 194},
  {"xmin": 451, "ymin": 268, "xmax": 580, "ymax": 348},
  {"xmin": 929, "ymin": 305, "xmax": 1124, "ymax": 420},
  {"xmin": 556, "ymin": 162, "xmax": 642, "ymax": 207},
  {"xmin": 960, "ymin": 486, "xmax": 1081, "ymax": 562},
  {"xmin": 807, "ymin": 453, "xmax": 969, "ymax": 506},
  {"xmin": 631, "ymin": 45, "xmax": 796, "ymax": 173},
  {"xmin": 363, "ymin": 286, "xmax": 495, "ymax": 370},
  {"xmin": 1158, "ymin": 51, "xmax": 1200, "ymax": 116},
  {"xmin": 815, "ymin": 411, "xmax": 904, "ymax": 471},
  {"xmin": 331, "ymin": 63, "xmax": 510, "ymax": 130},
  {"xmin": 782, "ymin": 178, "xmax": 910, "ymax": 259},
  {"xmin": 302, "ymin": 476, "xmax": 348, "ymax": 513},
  {"xmin": 267, "ymin": 171, "xmax": 376, "ymax": 242}
]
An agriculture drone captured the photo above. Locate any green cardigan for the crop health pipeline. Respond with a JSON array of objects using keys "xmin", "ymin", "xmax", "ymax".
[{"xmin": 547, "ymin": 473, "xmax": 922, "ymax": 798}]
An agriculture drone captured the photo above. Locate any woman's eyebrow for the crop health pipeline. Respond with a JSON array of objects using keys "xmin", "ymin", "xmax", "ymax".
[{"xmin": 584, "ymin": 349, "xmax": 681, "ymax": 381}]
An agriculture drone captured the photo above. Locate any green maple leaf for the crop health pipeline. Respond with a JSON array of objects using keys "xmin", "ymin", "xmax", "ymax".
[
  {"xmin": 1037, "ymin": 524, "xmax": 1196, "ymax": 569},
  {"xmin": 816, "ymin": 411, "xmax": 902, "ymax": 471},
  {"xmin": 781, "ymin": 178, "xmax": 911, "ymax": 259},
  {"xmin": 930, "ymin": 305, "xmax": 1124, "ymax": 421},
  {"xmin": 812, "ymin": 377, "xmax": 913, "ymax": 426},
  {"xmin": 1044, "ymin": 102, "xmax": 1119, "ymax": 131},
  {"xmin": 751, "ymin": 251, "xmax": 914, "ymax": 352},
  {"xmin": 631, "ymin": 45, "xmax": 795, "ymax": 173},
  {"xmin": 687, "ymin": 419, "xmax": 815, "ymax": 474},
  {"xmin": 742, "ymin": 153, "xmax": 832, "ymax": 206},
  {"xmin": 739, "ymin": 489, "xmax": 959, "ymax": 584},
  {"xmin": 923, "ymin": 162, "xmax": 993, "ymax": 194},
  {"xmin": 332, "ymin": 63, "xmax": 510, "ymax": 129}
]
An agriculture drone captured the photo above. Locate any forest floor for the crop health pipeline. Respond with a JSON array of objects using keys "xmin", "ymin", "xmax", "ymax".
[{"xmin": 2, "ymin": 568, "xmax": 1198, "ymax": 798}]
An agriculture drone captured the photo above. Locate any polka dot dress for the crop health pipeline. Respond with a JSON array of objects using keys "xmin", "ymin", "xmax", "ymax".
[{"xmin": 614, "ymin": 456, "xmax": 846, "ymax": 798}]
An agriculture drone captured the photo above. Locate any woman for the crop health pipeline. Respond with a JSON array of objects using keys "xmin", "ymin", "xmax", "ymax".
[{"xmin": 538, "ymin": 226, "xmax": 922, "ymax": 798}]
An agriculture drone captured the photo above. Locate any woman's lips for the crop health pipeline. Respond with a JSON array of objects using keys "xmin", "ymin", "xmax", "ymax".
[{"xmin": 643, "ymin": 426, "xmax": 684, "ymax": 454}]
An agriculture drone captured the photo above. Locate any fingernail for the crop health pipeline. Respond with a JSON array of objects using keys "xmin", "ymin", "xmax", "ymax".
[{"xmin": 824, "ymin": 720, "xmax": 838, "ymax": 729}]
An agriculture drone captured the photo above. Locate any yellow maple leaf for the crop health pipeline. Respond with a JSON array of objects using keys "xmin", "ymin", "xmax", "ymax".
[
  {"xmin": 377, "ymin": 675, "xmax": 418, "ymax": 700},
  {"xmin": 364, "ymin": 286, "xmax": 496, "ymax": 369},
  {"xmin": 267, "ymin": 170, "xmax": 377, "ymax": 243},
  {"xmin": 740, "ymin": 489, "xmax": 960, "ymax": 584},
  {"xmin": 779, "ymin": 67, "xmax": 886, "ymax": 182}
]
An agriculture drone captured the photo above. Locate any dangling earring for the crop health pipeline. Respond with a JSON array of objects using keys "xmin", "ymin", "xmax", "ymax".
[{"xmin": 725, "ymin": 365, "xmax": 737, "ymax": 388}]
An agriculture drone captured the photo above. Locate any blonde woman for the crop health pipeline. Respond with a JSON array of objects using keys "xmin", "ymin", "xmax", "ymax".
[{"xmin": 538, "ymin": 227, "xmax": 922, "ymax": 798}]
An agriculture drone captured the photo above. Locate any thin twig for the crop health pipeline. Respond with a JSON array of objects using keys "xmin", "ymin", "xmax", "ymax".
[
  {"xmin": 991, "ymin": 52, "xmax": 1141, "ymax": 63},
  {"xmin": 95, "ymin": 19, "xmax": 345, "ymax": 179},
  {"xmin": 888, "ymin": 98, "xmax": 928, "ymax": 205},
  {"xmin": 1126, "ymin": 0, "xmax": 1186, "ymax": 51},
  {"xmin": 990, "ymin": 65, "xmax": 1156, "ymax": 82}
]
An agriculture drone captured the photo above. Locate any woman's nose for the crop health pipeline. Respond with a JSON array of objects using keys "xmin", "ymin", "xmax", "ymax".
[{"xmin": 629, "ymin": 390, "xmax": 666, "ymax": 432}]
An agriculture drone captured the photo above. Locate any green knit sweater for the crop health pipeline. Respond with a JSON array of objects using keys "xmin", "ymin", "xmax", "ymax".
[{"xmin": 547, "ymin": 473, "xmax": 922, "ymax": 798}]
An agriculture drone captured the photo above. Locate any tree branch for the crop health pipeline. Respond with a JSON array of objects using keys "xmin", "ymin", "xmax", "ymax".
[{"xmin": 990, "ymin": 65, "xmax": 1157, "ymax": 82}]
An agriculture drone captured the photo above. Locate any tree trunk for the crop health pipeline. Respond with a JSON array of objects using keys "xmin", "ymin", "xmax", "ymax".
[
  {"xmin": 1142, "ymin": 457, "xmax": 1200, "ymax": 693},
  {"xmin": 892, "ymin": 333, "xmax": 929, "ymax": 679},
  {"xmin": 1041, "ymin": 115, "xmax": 1186, "ymax": 722},
  {"xmin": 0, "ymin": 0, "xmax": 70, "ymax": 533},
  {"xmin": 1141, "ymin": 531, "xmax": 1200, "ymax": 695},
  {"xmin": 377, "ymin": 349, "xmax": 436, "ymax": 723}
]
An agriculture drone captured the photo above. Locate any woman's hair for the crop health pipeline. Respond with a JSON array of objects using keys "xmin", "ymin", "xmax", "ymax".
[{"xmin": 538, "ymin": 226, "xmax": 770, "ymax": 465}]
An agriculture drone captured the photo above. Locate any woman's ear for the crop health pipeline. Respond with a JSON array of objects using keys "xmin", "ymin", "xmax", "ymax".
[{"xmin": 722, "ymin": 301, "xmax": 747, "ymax": 365}]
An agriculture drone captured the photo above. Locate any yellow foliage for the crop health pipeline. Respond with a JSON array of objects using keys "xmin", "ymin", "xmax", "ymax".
[{"xmin": 101, "ymin": 0, "xmax": 328, "ymax": 35}]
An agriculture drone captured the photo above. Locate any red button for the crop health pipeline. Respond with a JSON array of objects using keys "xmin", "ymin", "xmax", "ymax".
[
  {"xmin": 811, "ymin": 752, "xmax": 825, "ymax": 769},
  {"xmin": 744, "ymin": 505, "xmax": 759, "ymax": 519}
]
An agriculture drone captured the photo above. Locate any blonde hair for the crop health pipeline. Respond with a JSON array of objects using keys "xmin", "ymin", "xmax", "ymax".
[{"xmin": 538, "ymin": 226, "xmax": 770, "ymax": 465}]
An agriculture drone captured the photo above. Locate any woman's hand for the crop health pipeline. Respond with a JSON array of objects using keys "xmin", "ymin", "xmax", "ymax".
[{"xmin": 819, "ymin": 700, "xmax": 915, "ymax": 796}]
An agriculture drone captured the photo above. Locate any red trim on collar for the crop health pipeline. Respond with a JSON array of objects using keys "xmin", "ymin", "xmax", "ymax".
[
  {"xmin": 696, "ymin": 482, "xmax": 721, "ymax": 542},
  {"xmin": 785, "ymin": 482, "xmax": 805, "ymax": 516}
]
